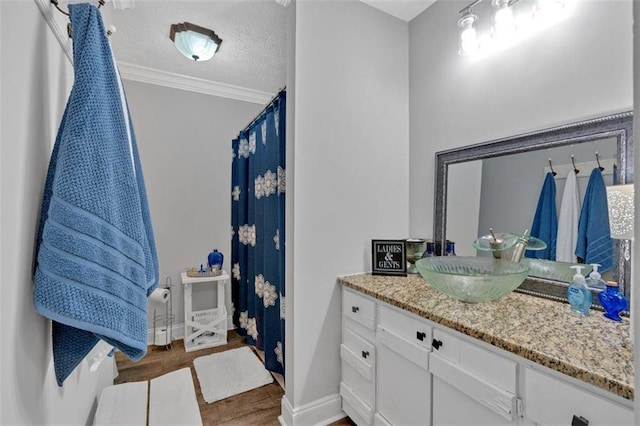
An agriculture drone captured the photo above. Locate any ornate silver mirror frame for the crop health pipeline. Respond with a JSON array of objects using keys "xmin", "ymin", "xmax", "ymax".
[{"xmin": 434, "ymin": 111, "xmax": 633, "ymax": 303}]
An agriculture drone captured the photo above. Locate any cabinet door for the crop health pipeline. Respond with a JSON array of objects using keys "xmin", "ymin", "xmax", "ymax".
[
  {"xmin": 376, "ymin": 325, "xmax": 431, "ymax": 426},
  {"xmin": 524, "ymin": 368, "xmax": 633, "ymax": 426},
  {"xmin": 432, "ymin": 374, "xmax": 516, "ymax": 426},
  {"xmin": 430, "ymin": 328, "xmax": 517, "ymax": 425}
]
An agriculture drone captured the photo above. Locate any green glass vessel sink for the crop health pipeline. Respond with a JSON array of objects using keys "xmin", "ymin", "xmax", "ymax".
[{"xmin": 415, "ymin": 256, "xmax": 530, "ymax": 303}]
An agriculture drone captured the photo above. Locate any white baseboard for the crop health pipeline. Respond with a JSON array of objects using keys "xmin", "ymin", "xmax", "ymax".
[{"xmin": 279, "ymin": 394, "xmax": 345, "ymax": 426}]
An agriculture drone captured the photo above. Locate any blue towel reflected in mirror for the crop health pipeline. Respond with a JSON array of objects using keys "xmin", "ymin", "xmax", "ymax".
[{"xmin": 526, "ymin": 172, "xmax": 557, "ymax": 260}]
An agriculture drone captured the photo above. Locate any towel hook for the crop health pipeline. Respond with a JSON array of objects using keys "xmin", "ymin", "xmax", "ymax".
[
  {"xmin": 595, "ymin": 151, "xmax": 604, "ymax": 171},
  {"xmin": 548, "ymin": 158, "xmax": 557, "ymax": 177},
  {"xmin": 51, "ymin": 0, "xmax": 106, "ymax": 38},
  {"xmin": 571, "ymin": 155, "xmax": 579, "ymax": 174}
]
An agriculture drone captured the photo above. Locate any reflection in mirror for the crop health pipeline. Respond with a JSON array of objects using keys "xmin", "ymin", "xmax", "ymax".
[{"xmin": 435, "ymin": 112, "xmax": 633, "ymax": 302}]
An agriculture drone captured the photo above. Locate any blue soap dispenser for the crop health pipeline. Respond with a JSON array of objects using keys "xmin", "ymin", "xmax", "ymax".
[
  {"xmin": 586, "ymin": 263, "xmax": 606, "ymax": 290},
  {"xmin": 567, "ymin": 265, "xmax": 592, "ymax": 316}
]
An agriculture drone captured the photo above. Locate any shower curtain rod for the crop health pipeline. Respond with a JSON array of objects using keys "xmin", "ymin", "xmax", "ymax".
[{"xmin": 241, "ymin": 87, "xmax": 286, "ymax": 133}]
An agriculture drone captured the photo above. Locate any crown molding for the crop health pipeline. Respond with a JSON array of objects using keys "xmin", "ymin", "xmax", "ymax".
[
  {"xmin": 118, "ymin": 62, "xmax": 275, "ymax": 104},
  {"xmin": 34, "ymin": 0, "xmax": 275, "ymax": 105}
]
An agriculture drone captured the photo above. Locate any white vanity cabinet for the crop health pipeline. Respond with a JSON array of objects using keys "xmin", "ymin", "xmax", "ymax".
[
  {"xmin": 341, "ymin": 289, "xmax": 377, "ymax": 425},
  {"xmin": 430, "ymin": 328, "xmax": 518, "ymax": 425},
  {"xmin": 339, "ymin": 285, "xmax": 633, "ymax": 426},
  {"xmin": 375, "ymin": 304, "xmax": 432, "ymax": 426},
  {"xmin": 523, "ymin": 367, "xmax": 633, "ymax": 426}
]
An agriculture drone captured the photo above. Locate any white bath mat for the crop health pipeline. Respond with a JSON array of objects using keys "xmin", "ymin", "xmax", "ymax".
[
  {"xmin": 193, "ymin": 346, "xmax": 274, "ymax": 403},
  {"xmin": 149, "ymin": 368, "xmax": 202, "ymax": 426}
]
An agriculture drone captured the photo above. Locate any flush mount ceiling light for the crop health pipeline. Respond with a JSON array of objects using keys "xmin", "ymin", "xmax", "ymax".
[
  {"xmin": 457, "ymin": 0, "xmax": 572, "ymax": 58},
  {"xmin": 170, "ymin": 22, "xmax": 222, "ymax": 62}
]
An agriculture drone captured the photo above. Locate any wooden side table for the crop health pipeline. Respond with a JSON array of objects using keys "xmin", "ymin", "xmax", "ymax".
[{"xmin": 181, "ymin": 271, "xmax": 229, "ymax": 352}]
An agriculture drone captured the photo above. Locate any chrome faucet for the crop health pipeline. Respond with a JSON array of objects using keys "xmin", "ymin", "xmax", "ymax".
[{"xmin": 487, "ymin": 228, "xmax": 530, "ymax": 262}]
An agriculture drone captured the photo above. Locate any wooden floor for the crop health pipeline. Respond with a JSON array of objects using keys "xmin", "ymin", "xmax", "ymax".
[{"xmin": 115, "ymin": 330, "xmax": 354, "ymax": 426}]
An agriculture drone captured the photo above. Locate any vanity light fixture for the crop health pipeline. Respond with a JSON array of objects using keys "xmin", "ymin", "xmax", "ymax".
[
  {"xmin": 170, "ymin": 22, "xmax": 222, "ymax": 62},
  {"xmin": 457, "ymin": 0, "xmax": 574, "ymax": 57}
]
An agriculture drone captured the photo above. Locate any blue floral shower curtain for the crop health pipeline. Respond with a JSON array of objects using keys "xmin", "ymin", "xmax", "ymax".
[{"xmin": 231, "ymin": 90, "xmax": 285, "ymax": 375}]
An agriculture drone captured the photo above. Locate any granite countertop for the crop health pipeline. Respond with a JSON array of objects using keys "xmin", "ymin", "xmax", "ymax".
[{"xmin": 338, "ymin": 273, "xmax": 634, "ymax": 401}]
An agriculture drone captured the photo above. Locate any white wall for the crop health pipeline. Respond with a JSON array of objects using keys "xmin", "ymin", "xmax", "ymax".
[
  {"xmin": 283, "ymin": 1, "xmax": 409, "ymax": 423},
  {"xmin": 1, "ymin": 2, "xmax": 114, "ymax": 424},
  {"xmin": 409, "ymin": 0, "xmax": 633, "ymax": 238},
  {"xmin": 121, "ymin": 80, "xmax": 263, "ymax": 339}
]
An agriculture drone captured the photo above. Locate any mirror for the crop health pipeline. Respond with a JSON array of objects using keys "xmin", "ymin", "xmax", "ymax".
[{"xmin": 434, "ymin": 112, "xmax": 633, "ymax": 302}]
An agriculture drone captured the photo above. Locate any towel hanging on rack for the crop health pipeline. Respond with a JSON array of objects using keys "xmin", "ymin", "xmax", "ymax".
[
  {"xmin": 33, "ymin": 3, "xmax": 158, "ymax": 386},
  {"xmin": 575, "ymin": 168, "xmax": 612, "ymax": 272},
  {"xmin": 526, "ymin": 172, "xmax": 557, "ymax": 260},
  {"xmin": 556, "ymin": 169, "xmax": 581, "ymax": 262}
]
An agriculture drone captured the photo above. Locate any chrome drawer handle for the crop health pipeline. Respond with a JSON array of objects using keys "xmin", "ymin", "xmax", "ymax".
[{"xmin": 351, "ymin": 306, "xmax": 359, "ymax": 313}]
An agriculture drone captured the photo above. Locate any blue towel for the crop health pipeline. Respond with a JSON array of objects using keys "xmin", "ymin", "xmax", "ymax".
[
  {"xmin": 575, "ymin": 168, "xmax": 612, "ymax": 272},
  {"xmin": 33, "ymin": 3, "xmax": 158, "ymax": 386},
  {"xmin": 525, "ymin": 172, "xmax": 557, "ymax": 260}
]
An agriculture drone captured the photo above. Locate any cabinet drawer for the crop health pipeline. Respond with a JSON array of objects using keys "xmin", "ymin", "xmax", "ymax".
[
  {"xmin": 343, "ymin": 328, "xmax": 375, "ymax": 368},
  {"xmin": 377, "ymin": 325, "xmax": 429, "ymax": 371},
  {"xmin": 524, "ymin": 368, "xmax": 633, "ymax": 426},
  {"xmin": 341, "ymin": 344, "xmax": 375, "ymax": 407},
  {"xmin": 432, "ymin": 328, "xmax": 516, "ymax": 393},
  {"xmin": 378, "ymin": 304, "xmax": 432, "ymax": 350},
  {"xmin": 341, "ymin": 382, "xmax": 374, "ymax": 426},
  {"xmin": 343, "ymin": 289, "xmax": 375, "ymax": 330}
]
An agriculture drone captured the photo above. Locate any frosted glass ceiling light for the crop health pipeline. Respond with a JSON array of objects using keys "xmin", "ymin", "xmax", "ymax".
[
  {"xmin": 170, "ymin": 22, "xmax": 222, "ymax": 62},
  {"xmin": 458, "ymin": 10, "xmax": 480, "ymax": 55}
]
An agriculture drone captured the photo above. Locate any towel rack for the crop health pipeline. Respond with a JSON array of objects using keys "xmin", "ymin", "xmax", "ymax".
[
  {"xmin": 51, "ymin": 0, "xmax": 112, "ymax": 38},
  {"xmin": 51, "ymin": 0, "xmax": 105, "ymax": 16},
  {"xmin": 595, "ymin": 152, "xmax": 605, "ymax": 171},
  {"xmin": 547, "ymin": 159, "xmax": 557, "ymax": 177},
  {"xmin": 571, "ymin": 155, "xmax": 580, "ymax": 174},
  {"xmin": 544, "ymin": 158, "xmax": 615, "ymax": 178}
]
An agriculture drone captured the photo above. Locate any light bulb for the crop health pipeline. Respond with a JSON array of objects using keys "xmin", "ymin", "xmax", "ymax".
[
  {"xmin": 458, "ymin": 11, "xmax": 479, "ymax": 55},
  {"xmin": 492, "ymin": 0, "xmax": 517, "ymax": 40},
  {"xmin": 534, "ymin": 0, "xmax": 565, "ymax": 24}
]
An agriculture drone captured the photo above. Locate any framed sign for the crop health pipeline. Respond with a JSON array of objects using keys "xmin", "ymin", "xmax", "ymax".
[{"xmin": 372, "ymin": 239, "xmax": 407, "ymax": 276}]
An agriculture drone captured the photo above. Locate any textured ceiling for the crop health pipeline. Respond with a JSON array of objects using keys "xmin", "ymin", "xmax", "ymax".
[
  {"xmin": 106, "ymin": 0, "xmax": 436, "ymax": 97},
  {"xmin": 109, "ymin": 0, "xmax": 288, "ymax": 94}
]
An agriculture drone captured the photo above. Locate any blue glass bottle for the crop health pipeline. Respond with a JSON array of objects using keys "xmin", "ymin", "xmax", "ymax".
[
  {"xmin": 598, "ymin": 281, "xmax": 628, "ymax": 321},
  {"xmin": 207, "ymin": 249, "xmax": 224, "ymax": 269},
  {"xmin": 445, "ymin": 240, "xmax": 457, "ymax": 256},
  {"xmin": 422, "ymin": 240, "xmax": 436, "ymax": 258}
]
